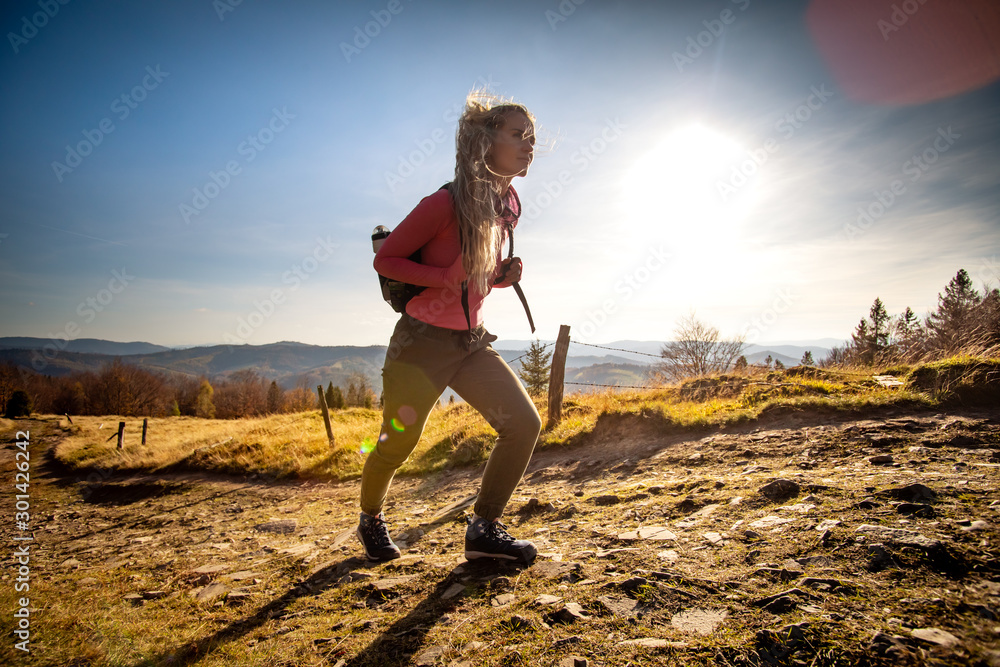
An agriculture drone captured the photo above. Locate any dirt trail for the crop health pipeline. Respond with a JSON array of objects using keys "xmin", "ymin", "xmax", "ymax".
[{"xmin": 1, "ymin": 406, "xmax": 999, "ymax": 666}]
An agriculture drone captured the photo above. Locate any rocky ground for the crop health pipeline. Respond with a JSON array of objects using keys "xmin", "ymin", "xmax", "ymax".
[{"xmin": 2, "ymin": 405, "xmax": 1000, "ymax": 666}]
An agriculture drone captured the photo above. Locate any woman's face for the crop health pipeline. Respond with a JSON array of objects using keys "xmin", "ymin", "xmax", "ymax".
[{"xmin": 487, "ymin": 112, "xmax": 534, "ymax": 178}]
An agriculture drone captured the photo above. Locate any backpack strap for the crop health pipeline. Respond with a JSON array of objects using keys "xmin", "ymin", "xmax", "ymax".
[{"xmin": 441, "ymin": 182, "xmax": 535, "ymax": 335}]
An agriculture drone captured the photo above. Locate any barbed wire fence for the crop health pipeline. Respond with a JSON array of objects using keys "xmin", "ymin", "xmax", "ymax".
[{"xmin": 505, "ymin": 334, "xmax": 828, "ymax": 393}]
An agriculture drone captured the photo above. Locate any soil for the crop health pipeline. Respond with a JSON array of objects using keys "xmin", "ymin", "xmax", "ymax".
[{"xmin": 1, "ymin": 404, "xmax": 999, "ymax": 666}]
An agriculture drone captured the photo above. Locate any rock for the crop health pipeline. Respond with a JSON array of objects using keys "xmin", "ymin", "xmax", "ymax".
[
  {"xmin": 675, "ymin": 503, "xmax": 721, "ymax": 528},
  {"xmin": 866, "ymin": 543, "xmax": 896, "ymax": 570},
  {"xmin": 618, "ymin": 526, "xmax": 677, "ymax": 541},
  {"xmin": 702, "ymin": 532, "xmax": 725, "ymax": 546},
  {"xmin": 657, "ymin": 549, "xmax": 679, "ymax": 562},
  {"xmin": 814, "ymin": 519, "xmax": 841, "ymax": 531},
  {"xmin": 868, "ymin": 631, "xmax": 914, "ymax": 659},
  {"xmin": 911, "ymin": 627, "xmax": 960, "ymax": 648},
  {"xmin": 191, "ymin": 563, "xmax": 229, "ymax": 575},
  {"xmin": 193, "ymin": 582, "xmax": 229, "ymax": 603},
  {"xmin": 895, "ymin": 503, "xmax": 935, "ymax": 518},
  {"xmin": 748, "ymin": 516, "xmax": 794, "ymax": 530},
  {"xmin": 414, "ymin": 644, "xmax": 448, "ymax": 665},
  {"xmin": 854, "ymin": 524, "xmax": 940, "ymax": 549},
  {"xmin": 960, "ymin": 520, "xmax": 989, "ymax": 532},
  {"xmin": 591, "ymin": 494, "xmax": 621, "ymax": 506},
  {"xmin": 759, "ymin": 479, "xmax": 800, "ymax": 501},
  {"xmin": 123, "ymin": 593, "xmax": 144, "ymax": 605},
  {"xmin": 491, "ymin": 593, "xmax": 516, "ymax": 607},
  {"xmin": 368, "ymin": 575, "xmax": 418, "ymax": 599},
  {"xmin": 868, "ymin": 454, "xmax": 894, "ymax": 465},
  {"xmin": 752, "ymin": 588, "xmax": 813, "ymax": 614},
  {"xmin": 616, "ymin": 577, "xmax": 650, "ymax": 597},
  {"xmin": 855, "ymin": 499, "xmax": 881, "ymax": 510},
  {"xmin": 60, "ymin": 558, "xmax": 82, "ymax": 570},
  {"xmin": 441, "ymin": 583, "xmax": 465, "ymax": 600},
  {"xmin": 882, "ymin": 483, "xmax": 936, "ymax": 503},
  {"xmin": 556, "ymin": 657, "xmax": 588, "ymax": 667},
  {"xmin": 224, "ymin": 588, "xmax": 251, "ymax": 604},
  {"xmin": 548, "ymin": 602, "xmax": 590, "ymax": 624},
  {"xmin": 671, "ymin": 608, "xmax": 728, "ymax": 635},
  {"xmin": 597, "ymin": 595, "xmax": 639, "ymax": 618},
  {"xmin": 798, "ymin": 577, "xmax": 856, "ymax": 595},
  {"xmin": 616, "ymin": 637, "xmax": 688, "ymax": 648},
  {"xmin": 762, "ymin": 595, "xmax": 797, "ymax": 614},
  {"xmin": 535, "ymin": 594, "xmax": 562, "ymax": 605},
  {"xmin": 253, "ymin": 519, "xmax": 297, "ymax": 535},
  {"xmin": 520, "ymin": 498, "xmax": 556, "ymax": 514}
]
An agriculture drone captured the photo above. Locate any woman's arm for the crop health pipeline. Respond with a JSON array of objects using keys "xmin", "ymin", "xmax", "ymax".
[{"xmin": 373, "ymin": 190, "xmax": 466, "ymax": 288}]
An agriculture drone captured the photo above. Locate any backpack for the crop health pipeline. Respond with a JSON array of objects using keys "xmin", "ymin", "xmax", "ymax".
[{"xmin": 373, "ymin": 183, "xmax": 535, "ymax": 333}]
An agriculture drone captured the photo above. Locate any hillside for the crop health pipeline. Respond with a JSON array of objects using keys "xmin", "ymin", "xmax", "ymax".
[{"xmin": 3, "ymin": 364, "xmax": 999, "ymax": 665}]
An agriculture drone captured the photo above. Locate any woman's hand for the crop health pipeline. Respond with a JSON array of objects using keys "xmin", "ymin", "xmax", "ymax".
[{"xmin": 495, "ymin": 257, "xmax": 523, "ymax": 285}]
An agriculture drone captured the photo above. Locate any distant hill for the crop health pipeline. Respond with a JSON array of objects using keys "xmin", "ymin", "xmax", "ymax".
[
  {"xmin": 0, "ymin": 337, "xmax": 170, "ymax": 355},
  {"xmin": 0, "ymin": 336, "xmax": 840, "ymax": 396},
  {"xmin": 0, "ymin": 342, "xmax": 386, "ymax": 392}
]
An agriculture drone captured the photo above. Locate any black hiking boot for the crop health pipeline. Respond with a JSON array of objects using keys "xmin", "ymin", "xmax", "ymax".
[
  {"xmin": 357, "ymin": 511, "xmax": 401, "ymax": 562},
  {"xmin": 464, "ymin": 515, "xmax": 537, "ymax": 565}
]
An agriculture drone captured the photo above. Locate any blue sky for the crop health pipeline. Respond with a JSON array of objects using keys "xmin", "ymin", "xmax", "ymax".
[{"xmin": 1, "ymin": 0, "xmax": 998, "ymax": 349}]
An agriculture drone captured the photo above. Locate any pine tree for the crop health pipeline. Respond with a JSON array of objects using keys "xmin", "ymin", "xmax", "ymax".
[
  {"xmin": 927, "ymin": 269, "xmax": 981, "ymax": 354},
  {"xmin": 800, "ymin": 351, "xmax": 815, "ymax": 366},
  {"xmin": 733, "ymin": 355, "xmax": 748, "ymax": 373},
  {"xmin": 324, "ymin": 382, "xmax": 335, "ymax": 411},
  {"xmin": 774, "ymin": 359, "xmax": 785, "ymax": 370},
  {"xmin": 893, "ymin": 306, "xmax": 924, "ymax": 360},
  {"xmin": 330, "ymin": 385, "xmax": 344, "ymax": 409},
  {"xmin": 266, "ymin": 381, "xmax": 284, "ymax": 413},
  {"xmin": 517, "ymin": 339, "xmax": 552, "ymax": 397}
]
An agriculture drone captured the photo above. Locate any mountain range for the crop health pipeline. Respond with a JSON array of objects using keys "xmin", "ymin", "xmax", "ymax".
[{"xmin": 0, "ymin": 336, "xmax": 840, "ymax": 394}]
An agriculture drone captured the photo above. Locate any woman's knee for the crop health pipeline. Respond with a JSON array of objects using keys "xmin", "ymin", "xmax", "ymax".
[{"xmin": 494, "ymin": 401, "xmax": 541, "ymax": 441}]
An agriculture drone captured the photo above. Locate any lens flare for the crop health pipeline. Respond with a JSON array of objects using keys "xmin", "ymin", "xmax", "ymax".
[
  {"xmin": 360, "ymin": 436, "xmax": 376, "ymax": 454},
  {"xmin": 391, "ymin": 418, "xmax": 405, "ymax": 432}
]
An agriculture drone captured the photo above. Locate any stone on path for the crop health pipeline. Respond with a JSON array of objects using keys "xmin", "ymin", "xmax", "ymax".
[
  {"xmin": 882, "ymin": 483, "xmax": 936, "ymax": 503},
  {"xmin": 253, "ymin": 519, "xmax": 297, "ymax": 535},
  {"xmin": 814, "ymin": 519, "xmax": 841, "ymax": 531},
  {"xmin": 413, "ymin": 644, "xmax": 448, "ymax": 666},
  {"xmin": 597, "ymin": 595, "xmax": 639, "ymax": 618},
  {"xmin": 492, "ymin": 593, "xmax": 516, "ymax": 607},
  {"xmin": 670, "ymin": 608, "xmax": 728, "ymax": 635},
  {"xmin": 535, "ymin": 594, "xmax": 562, "ymax": 605},
  {"xmin": 618, "ymin": 526, "xmax": 678, "ymax": 541},
  {"xmin": 758, "ymin": 479, "xmax": 800, "ymax": 501},
  {"xmin": 193, "ymin": 582, "xmax": 229, "ymax": 603},
  {"xmin": 441, "ymin": 583, "xmax": 465, "ymax": 600},
  {"xmin": 855, "ymin": 524, "xmax": 941, "ymax": 549},
  {"xmin": 615, "ymin": 637, "xmax": 688, "ymax": 649},
  {"xmin": 749, "ymin": 516, "xmax": 794, "ymax": 530},
  {"xmin": 911, "ymin": 627, "xmax": 960, "ymax": 648}
]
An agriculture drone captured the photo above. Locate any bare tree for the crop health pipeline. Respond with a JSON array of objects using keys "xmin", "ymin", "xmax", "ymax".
[{"xmin": 654, "ymin": 313, "xmax": 745, "ymax": 383}]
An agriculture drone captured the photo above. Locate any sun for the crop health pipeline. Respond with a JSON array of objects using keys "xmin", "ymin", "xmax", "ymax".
[{"xmin": 623, "ymin": 123, "xmax": 758, "ymax": 248}]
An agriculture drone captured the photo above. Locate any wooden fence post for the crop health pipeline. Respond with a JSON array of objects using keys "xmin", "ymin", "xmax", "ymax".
[
  {"xmin": 317, "ymin": 385, "xmax": 335, "ymax": 446},
  {"xmin": 142, "ymin": 418, "xmax": 148, "ymax": 445},
  {"xmin": 546, "ymin": 325, "xmax": 571, "ymax": 429},
  {"xmin": 116, "ymin": 421, "xmax": 125, "ymax": 450}
]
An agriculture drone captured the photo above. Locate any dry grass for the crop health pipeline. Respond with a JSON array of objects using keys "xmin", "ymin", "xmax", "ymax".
[{"xmin": 51, "ymin": 357, "xmax": 994, "ymax": 482}]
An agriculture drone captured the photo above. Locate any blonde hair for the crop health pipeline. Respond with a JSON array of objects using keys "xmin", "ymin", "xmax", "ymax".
[{"xmin": 452, "ymin": 90, "xmax": 535, "ymax": 296}]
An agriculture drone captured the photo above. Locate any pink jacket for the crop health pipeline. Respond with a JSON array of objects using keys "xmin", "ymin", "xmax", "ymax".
[{"xmin": 374, "ymin": 186, "xmax": 519, "ymax": 330}]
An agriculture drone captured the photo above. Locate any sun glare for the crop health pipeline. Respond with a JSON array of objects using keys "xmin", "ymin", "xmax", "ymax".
[{"xmin": 624, "ymin": 124, "xmax": 758, "ymax": 248}]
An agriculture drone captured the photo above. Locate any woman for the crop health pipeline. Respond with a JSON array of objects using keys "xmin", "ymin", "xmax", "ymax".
[{"xmin": 358, "ymin": 92, "xmax": 541, "ymax": 564}]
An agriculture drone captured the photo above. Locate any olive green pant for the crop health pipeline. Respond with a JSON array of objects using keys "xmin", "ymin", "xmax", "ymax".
[{"xmin": 360, "ymin": 314, "xmax": 541, "ymax": 521}]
